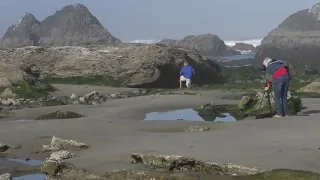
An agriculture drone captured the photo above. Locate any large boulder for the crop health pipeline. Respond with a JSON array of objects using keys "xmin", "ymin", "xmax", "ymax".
[
  {"xmin": 0, "ymin": 4, "xmax": 120, "ymax": 48},
  {"xmin": 159, "ymin": 34, "xmax": 240, "ymax": 57},
  {"xmin": 256, "ymin": 3, "xmax": 320, "ymax": 67},
  {"xmin": 0, "ymin": 44, "xmax": 224, "ymax": 88}
]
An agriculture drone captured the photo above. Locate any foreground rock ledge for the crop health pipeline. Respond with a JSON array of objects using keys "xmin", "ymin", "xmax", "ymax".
[
  {"xmin": 41, "ymin": 154, "xmax": 320, "ymax": 180},
  {"xmin": 131, "ymin": 153, "xmax": 263, "ymax": 176}
]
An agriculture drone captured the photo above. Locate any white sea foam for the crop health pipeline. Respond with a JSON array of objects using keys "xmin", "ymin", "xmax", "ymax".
[
  {"xmin": 129, "ymin": 39, "xmax": 161, "ymax": 44},
  {"xmin": 224, "ymin": 38, "xmax": 262, "ymax": 47},
  {"xmin": 129, "ymin": 38, "xmax": 262, "ymax": 47}
]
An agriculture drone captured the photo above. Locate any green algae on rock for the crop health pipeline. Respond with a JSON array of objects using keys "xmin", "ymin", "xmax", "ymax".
[
  {"xmin": 194, "ymin": 104, "xmax": 247, "ymax": 121},
  {"xmin": 131, "ymin": 154, "xmax": 263, "ymax": 176},
  {"xmin": 235, "ymin": 169, "xmax": 320, "ymax": 180},
  {"xmin": 36, "ymin": 110, "xmax": 84, "ymax": 120},
  {"xmin": 194, "ymin": 91, "xmax": 302, "ymax": 121}
]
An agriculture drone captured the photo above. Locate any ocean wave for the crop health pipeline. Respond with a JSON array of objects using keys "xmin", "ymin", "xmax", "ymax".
[
  {"xmin": 129, "ymin": 39, "xmax": 161, "ymax": 44},
  {"xmin": 225, "ymin": 38, "xmax": 262, "ymax": 47}
]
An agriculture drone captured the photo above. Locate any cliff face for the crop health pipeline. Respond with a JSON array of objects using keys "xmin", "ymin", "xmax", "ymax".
[
  {"xmin": 0, "ymin": 4, "xmax": 120, "ymax": 48},
  {"xmin": 0, "ymin": 13, "xmax": 41, "ymax": 47},
  {"xmin": 256, "ymin": 3, "xmax": 320, "ymax": 67},
  {"xmin": 159, "ymin": 34, "xmax": 240, "ymax": 57}
]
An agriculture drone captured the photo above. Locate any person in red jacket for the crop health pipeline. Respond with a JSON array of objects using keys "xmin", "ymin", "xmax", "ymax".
[{"xmin": 263, "ymin": 57, "xmax": 290, "ymax": 118}]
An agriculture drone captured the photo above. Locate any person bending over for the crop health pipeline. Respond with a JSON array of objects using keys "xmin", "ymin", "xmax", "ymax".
[
  {"xmin": 263, "ymin": 57, "xmax": 290, "ymax": 118},
  {"xmin": 179, "ymin": 61, "xmax": 195, "ymax": 89}
]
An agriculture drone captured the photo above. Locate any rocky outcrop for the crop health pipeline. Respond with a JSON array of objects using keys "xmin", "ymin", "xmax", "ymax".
[
  {"xmin": 42, "ymin": 136, "xmax": 90, "ymax": 152},
  {"xmin": 0, "ymin": 44, "xmax": 224, "ymax": 88},
  {"xmin": 256, "ymin": 3, "xmax": 320, "ymax": 67},
  {"xmin": 36, "ymin": 110, "xmax": 85, "ymax": 120},
  {"xmin": 49, "ymin": 150, "xmax": 76, "ymax": 161},
  {"xmin": 0, "ymin": 4, "xmax": 120, "ymax": 48},
  {"xmin": 195, "ymin": 91, "xmax": 302, "ymax": 120},
  {"xmin": 232, "ymin": 43, "xmax": 256, "ymax": 53},
  {"xmin": 131, "ymin": 154, "xmax": 263, "ymax": 175},
  {"xmin": 159, "ymin": 34, "xmax": 240, "ymax": 57}
]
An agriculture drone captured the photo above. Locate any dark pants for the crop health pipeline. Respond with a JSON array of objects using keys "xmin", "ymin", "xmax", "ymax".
[{"xmin": 273, "ymin": 75, "xmax": 290, "ymax": 116}]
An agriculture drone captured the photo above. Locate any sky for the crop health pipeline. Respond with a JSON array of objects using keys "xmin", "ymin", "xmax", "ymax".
[{"xmin": 0, "ymin": 0, "xmax": 318, "ymax": 42}]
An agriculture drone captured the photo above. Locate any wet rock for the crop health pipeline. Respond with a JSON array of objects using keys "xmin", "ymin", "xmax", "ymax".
[
  {"xmin": 42, "ymin": 136, "xmax": 90, "ymax": 152},
  {"xmin": 49, "ymin": 150, "xmax": 76, "ymax": 161},
  {"xmin": 42, "ymin": 98, "xmax": 66, "ymax": 106},
  {"xmin": 0, "ymin": 111, "xmax": 11, "ymax": 119},
  {"xmin": 36, "ymin": 110, "xmax": 84, "ymax": 120},
  {"xmin": 238, "ymin": 96, "xmax": 252, "ymax": 110},
  {"xmin": 41, "ymin": 159, "xmax": 61, "ymax": 176},
  {"xmin": 0, "ymin": 142, "xmax": 9, "ymax": 152},
  {"xmin": 0, "ymin": 173, "xmax": 11, "ymax": 180},
  {"xmin": 0, "ymin": 88, "xmax": 16, "ymax": 99},
  {"xmin": 131, "ymin": 154, "xmax": 263, "ymax": 176},
  {"xmin": 1, "ymin": 98, "xmax": 20, "ymax": 106},
  {"xmin": 186, "ymin": 126, "xmax": 210, "ymax": 132}
]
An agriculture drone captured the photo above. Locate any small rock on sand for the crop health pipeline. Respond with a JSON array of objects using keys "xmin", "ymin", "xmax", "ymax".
[
  {"xmin": 0, "ymin": 173, "xmax": 12, "ymax": 180},
  {"xmin": 0, "ymin": 142, "xmax": 9, "ymax": 152},
  {"xmin": 42, "ymin": 136, "xmax": 90, "ymax": 152}
]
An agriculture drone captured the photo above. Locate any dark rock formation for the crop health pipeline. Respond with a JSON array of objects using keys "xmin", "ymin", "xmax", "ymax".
[
  {"xmin": 256, "ymin": 3, "xmax": 320, "ymax": 67},
  {"xmin": 232, "ymin": 43, "xmax": 256, "ymax": 53},
  {"xmin": 159, "ymin": 34, "xmax": 240, "ymax": 57},
  {"xmin": 0, "ymin": 4, "xmax": 120, "ymax": 48}
]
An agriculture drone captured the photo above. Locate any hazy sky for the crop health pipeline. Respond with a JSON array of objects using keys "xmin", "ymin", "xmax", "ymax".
[{"xmin": 0, "ymin": 0, "xmax": 318, "ymax": 41}]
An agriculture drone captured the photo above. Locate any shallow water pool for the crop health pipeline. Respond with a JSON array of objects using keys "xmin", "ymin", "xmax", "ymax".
[{"xmin": 144, "ymin": 109, "xmax": 237, "ymax": 122}]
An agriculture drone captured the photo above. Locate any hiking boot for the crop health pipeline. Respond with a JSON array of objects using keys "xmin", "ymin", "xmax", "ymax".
[{"xmin": 273, "ymin": 114, "xmax": 282, "ymax": 118}]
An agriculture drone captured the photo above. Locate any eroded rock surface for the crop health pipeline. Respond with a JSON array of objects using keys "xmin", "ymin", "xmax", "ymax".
[
  {"xmin": 0, "ymin": 173, "xmax": 11, "ymax": 180},
  {"xmin": 49, "ymin": 150, "xmax": 76, "ymax": 161},
  {"xmin": 131, "ymin": 154, "xmax": 263, "ymax": 176},
  {"xmin": 0, "ymin": 44, "xmax": 223, "ymax": 88},
  {"xmin": 36, "ymin": 110, "xmax": 84, "ymax": 120},
  {"xmin": 42, "ymin": 136, "xmax": 89, "ymax": 152}
]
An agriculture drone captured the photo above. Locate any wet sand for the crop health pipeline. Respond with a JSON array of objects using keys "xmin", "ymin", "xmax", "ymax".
[{"xmin": 1, "ymin": 85, "xmax": 320, "ymax": 175}]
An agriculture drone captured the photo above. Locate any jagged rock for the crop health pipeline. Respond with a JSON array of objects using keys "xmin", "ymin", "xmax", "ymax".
[
  {"xmin": 131, "ymin": 154, "xmax": 263, "ymax": 176},
  {"xmin": 159, "ymin": 34, "xmax": 240, "ymax": 56},
  {"xmin": 256, "ymin": 3, "xmax": 320, "ymax": 67},
  {"xmin": 0, "ymin": 13, "xmax": 40, "ymax": 48},
  {"xmin": 36, "ymin": 110, "xmax": 84, "ymax": 120},
  {"xmin": 0, "ymin": 142, "xmax": 9, "ymax": 152},
  {"xmin": 0, "ymin": 4, "xmax": 120, "ymax": 48},
  {"xmin": 0, "ymin": 78, "xmax": 12, "ymax": 88},
  {"xmin": 186, "ymin": 126, "xmax": 210, "ymax": 132},
  {"xmin": 49, "ymin": 150, "xmax": 76, "ymax": 161},
  {"xmin": 0, "ymin": 63, "xmax": 25, "ymax": 85},
  {"xmin": 42, "ymin": 136, "xmax": 90, "ymax": 152},
  {"xmin": 1, "ymin": 98, "xmax": 20, "ymax": 106},
  {"xmin": 0, "ymin": 173, "xmax": 11, "ymax": 180},
  {"xmin": 0, "ymin": 88, "xmax": 16, "ymax": 99}
]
